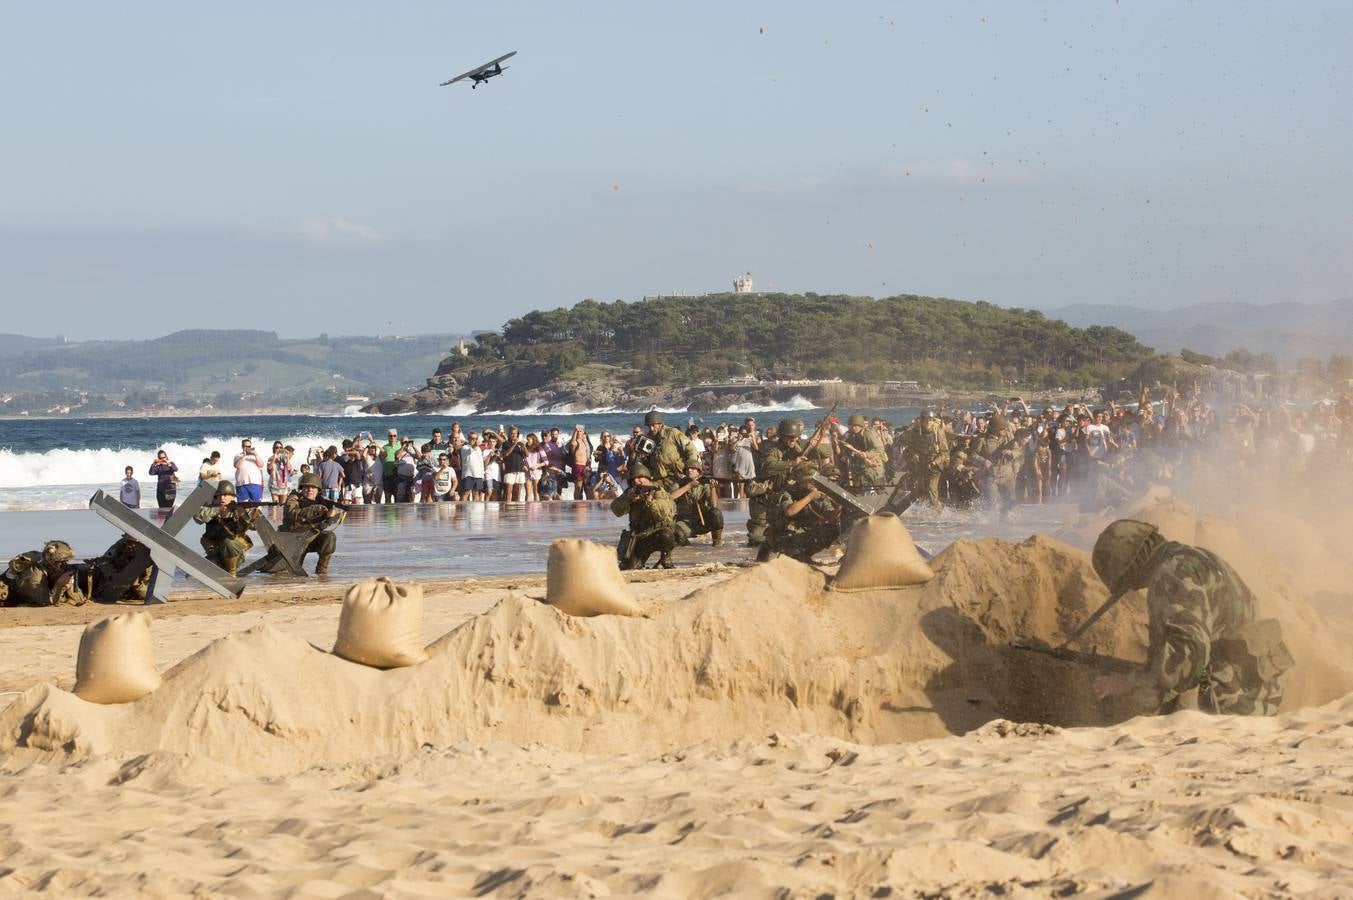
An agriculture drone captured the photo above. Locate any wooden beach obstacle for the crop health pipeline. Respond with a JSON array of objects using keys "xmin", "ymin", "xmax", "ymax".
[{"xmin": 88, "ymin": 481, "xmax": 245, "ymax": 605}]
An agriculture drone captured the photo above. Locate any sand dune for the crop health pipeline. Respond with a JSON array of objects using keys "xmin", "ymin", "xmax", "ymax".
[{"xmin": 3, "ymin": 525, "xmax": 1353, "ymax": 896}]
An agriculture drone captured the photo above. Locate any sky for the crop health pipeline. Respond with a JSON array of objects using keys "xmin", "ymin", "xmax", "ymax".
[{"xmin": 2, "ymin": 1, "xmax": 1350, "ymax": 340}]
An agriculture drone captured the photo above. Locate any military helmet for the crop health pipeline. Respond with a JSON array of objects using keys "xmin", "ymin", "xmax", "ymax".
[
  {"xmin": 848, "ymin": 413, "xmax": 867, "ymax": 427},
  {"xmin": 214, "ymin": 480, "xmax": 237, "ymax": 498},
  {"xmin": 778, "ymin": 418, "xmax": 804, "ymax": 438},
  {"xmin": 298, "ymin": 472, "xmax": 323, "ymax": 490},
  {"xmin": 630, "ymin": 464, "xmax": 653, "ymax": 481},
  {"xmin": 1092, "ymin": 519, "xmax": 1162, "ymax": 593},
  {"xmin": 990, "ymin": 413, "xmax": 1009, "ymax": 434},
  {"xmin": 643, "ymin": 410, "xmax": 664, "ymax": 426},
  {"xmin": 790, "ymin": 458, "xmax": 819, "ymax": 481},
  {"xmin": 42, "ymin": 540, "xmax": 74, "ymax": 566}
]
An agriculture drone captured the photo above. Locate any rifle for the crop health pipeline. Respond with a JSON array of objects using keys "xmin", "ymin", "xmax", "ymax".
[
  {"xmin": 1009, "ymin": 640, "xmax": 1139, "ymax": 674},
  {"xmin": 795, "ymin": 401, "xmax": 840, "ymax": 464}
]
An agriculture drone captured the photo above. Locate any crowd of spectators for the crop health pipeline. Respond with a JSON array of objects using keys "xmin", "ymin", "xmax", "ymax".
[{"xmin": 123, "ymin": 390, "xmax": 1350, "ymax": 511}]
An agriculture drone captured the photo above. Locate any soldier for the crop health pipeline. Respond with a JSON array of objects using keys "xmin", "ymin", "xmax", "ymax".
[
  {"xmin": 258, "ymin": 472, "xmax": 342, "ymax": 575},
  {"xmin": 943, "ymin": 446, "xmax": 981, "ymax": 507},
  {"xmin": 610, "ymin": 465, "xmax": 678, "ymax": 570},
  {"xmin": 81, "ymin": 535, "xmax": 154, "ymax": 603},
  {"xmin": 1, "ymin": 540, "xmax": 87, "ymax": 607},
  {"xmin": 1090, "ymin": 519, "xmax": 1292, "ymax": 716},
  {"xmin": 759, "ymin": 459, "xmax": 839, "ymax": 564},
  {"xmin": 636, "ymin": 411, "xmax": 702, "ymax": 491},
  {"xmin": 193, "ymin": 480, "xmax": 259, "ymax": 577},
  {"xmin": 904, "ymin": 410, "xmax": 949, "ymax": 508},
  {"xmin": 746, "ymin": 418, "xmax": 806, "ymax": 547},
  {"xmin": 839, "ymin": 413, "xmax": 889, "ymax": 491},
  {"xmin": 672, "ymin": 470, "xmax": 723, "ymax": 547},
  {"xmin": 973, "ymin": 413, "xmax": 1020, "ymax": 510}
]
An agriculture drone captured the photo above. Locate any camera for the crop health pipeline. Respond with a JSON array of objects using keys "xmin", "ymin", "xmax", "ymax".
[{"xmin": 633, "ymin": 435, "xmax": 656, "ymax": 457}]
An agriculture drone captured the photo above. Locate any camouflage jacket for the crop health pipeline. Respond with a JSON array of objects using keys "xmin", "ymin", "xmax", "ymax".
[
  {"xmin": 2, "ymin": 552, "xmax": 86, "ymax": 607},
  {"xmin": 1128, "ymin": 542, "xmax": 1287, "ymax": 715},
  {"xmin": 907, "ymin": 420, "xmax": 949, "ymax": 471},
  {"xmin": 644, "ymin": 427, "xmax": 702, "ymax": 485},
  {"xmin": 673, "ymin": 480, "xmax": 717, "ymax": 520},
  {"xmin": 974, "ymin": 432, "xmax": 1020, "ymax": 479},
  {"xmin": 193, "ymin": 505, "xmax": 256, "ymax": 548},
  {"xmin": 283, "ymin": 495, "xmax": 332, "ymax": 532},
  {"xmin": 843, "ymin": 427, "xmax": 888, "ymax": 476},
  {"xmin": 610, "ymin": 489, "xmax": 677, "ymax": 538},
  {"xmin": 768, "ymin": 482, "xmax": 837, "ymax": 536}
]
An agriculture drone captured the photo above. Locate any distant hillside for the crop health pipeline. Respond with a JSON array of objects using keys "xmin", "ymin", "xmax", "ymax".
[
  {"xmin": 1044, "ymin": 299, "xmax": 1353, "ymax": 364},
  {"xmin": 0, "ymin": 330, "xmax": 463, "ymax": 412},
  {"xmin": 366, "ymin": 293, "xmax": 1152, "ymax": 413},
  {"xmin": 0, "ymin": 333, "xmax": 61, "ymax": 359}
]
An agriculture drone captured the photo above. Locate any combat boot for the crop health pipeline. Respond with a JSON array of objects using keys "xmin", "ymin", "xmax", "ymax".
[
  {"xmin": 657, "ymin": 551, "xmax": 675, "ymax": 569},
  {"xmin": 315, "ymin": 552, "xmax": 333, "ymax": 576},
  {"xmin": 711, "ymin": 529, "xmax": 722, "ymax": 547},
  {"xmin": 223, "ymin": 557, "xmax": 238, "ymax": 577}
]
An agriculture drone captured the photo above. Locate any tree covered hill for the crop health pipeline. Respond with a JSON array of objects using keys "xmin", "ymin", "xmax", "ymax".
[
  {"xmin": 0, "ymin": 330, "xmax": 461, "ymax": 411},
  {"xmin": 459, "ymin": 293, "xmax": 1152, "ymax": 389}
]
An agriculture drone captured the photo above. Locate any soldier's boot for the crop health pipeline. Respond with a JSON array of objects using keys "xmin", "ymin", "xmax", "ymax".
[
  {"xmin": 223, "ymin": 556, "xmax": 239, "ymax": 577},
  {"xmin": 711, "ymin": 529, "xmax": 722, "ymax": 547},
  {"xmin": 755, "ymin": 544, "xmax": 775, "ymax": 563},
  {"xmin": 315, "ymin": 552, "xmax": 333, "ymax": 576},
  {"xmin": 657, "ymin": 551, "xmax": 675, "ymax": 569}
]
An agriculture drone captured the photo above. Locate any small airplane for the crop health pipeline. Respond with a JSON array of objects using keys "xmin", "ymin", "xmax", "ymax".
[{"xmin": 440, "ymin": 51, "xmax": 517, "ymax": 89}]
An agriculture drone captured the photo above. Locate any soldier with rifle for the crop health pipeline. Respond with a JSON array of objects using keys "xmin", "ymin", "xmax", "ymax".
[
  {"xmin": 255, "ymin": 472, "xmax": 344, "ymax": 576},
  {"xmin": 192, "ymin": 480, "xmax": 262, "ymax": 577},
  {"xmin": 839, "ymin": 413, "xmax": 889, "ymax": 491},
  {"xmin": 973, "ymin": 413, "xmax": 1020, "ymax": 510},
  {"xmin": 671, "ymin": 468, "xmax": 723, "ymax": 548},
  {"xmin": 610, "ymin": 465, "xmax": 678, "ymax": 570},
  {"xmin": 904, "ymin": 409, "xmax": 949, "ymax": 508}
]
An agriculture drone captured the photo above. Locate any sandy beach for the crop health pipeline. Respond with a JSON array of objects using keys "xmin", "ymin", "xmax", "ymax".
[{"xmin": 3, "ymin": 491, "xmax": 1353, "ymax": 898}]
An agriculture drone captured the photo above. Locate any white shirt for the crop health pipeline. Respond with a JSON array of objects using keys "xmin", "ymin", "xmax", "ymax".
[
  {"xmin": 460, "ymin": 445, "xmax": 485, "ymax": 478},
  {"xmin": 233, "ymin": 450, "xmax": 265, "ymax": 486},
  {"xmin": 1083, "ymin": 423, "xmax": 1111, "ymax": 459}
]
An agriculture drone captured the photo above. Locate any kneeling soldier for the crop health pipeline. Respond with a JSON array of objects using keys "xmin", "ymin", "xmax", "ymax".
[
  {"xmin": 611, "ymin": 465, "xmax": 679, "ymax": 570},
  {"xmin": 193, "ymin": 480, "xmax": 258, "ymax": 577}
]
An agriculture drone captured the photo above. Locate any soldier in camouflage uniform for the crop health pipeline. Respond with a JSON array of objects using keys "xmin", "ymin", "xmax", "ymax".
[
  {"xmin": 943, "ymin": 445, "xmax": 981, "ymax": 507},
  {"xmin": 257, "ymin": 472, "xmax": 341, "ymax": 575},
  {"xmin": 746, "ymin": 418, "xmax": 803, "ymax": 547},
  {"xmin": 840, "ymin": 413, "xmax": 889, "ymax": 491},
  {"xmin": 904, "ymin": 410, "xmax": 949, "ymax": 508},
  {"xmin": 193, "ymin": 480, "xmax": 259, "ymax": 577},
  {"xmin": 973, "ymin": 414, "xmax": 1020, "ymax": 510},
  {"xmin": 1091, "ymin": 519, "xmax": 1292, "ymax": 716},
  {"xmin": 610, "ymin": 465, "xmax": 679, "ymax": 569},
  {"xmin": 637, "ymin": 411, "xmax": 702, "ymax": 491},
  {"xmin": 759, "ymin": 459, "xmax": 840, "ymax": 564},
  {"xmin": 82, "ymin": 535, "xmax": 154, "ymax": 603},
  {"xmin": 1, "ymin": 540, "xmax": 87, "ymax": 607},
  {"xmin": 672, "ymin": 472, "xmax": 723, "ymax": 547}
]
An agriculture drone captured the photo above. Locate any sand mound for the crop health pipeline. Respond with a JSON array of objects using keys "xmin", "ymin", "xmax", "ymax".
[{"xmin": 3, "ymin": 536, "xmax": 1350, "ymax": 777}]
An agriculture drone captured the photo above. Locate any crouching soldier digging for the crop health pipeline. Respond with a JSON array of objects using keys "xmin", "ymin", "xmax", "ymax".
[
  {"xmin": 193, "ymin": 480, "xmax": 259, "ymax": 577},
  {"xmin": 1090, "ymin": 519, "xmax": 1293, "ymax": 716},
  {"xmin": 611, "ymin": 465, "xmax": 678, "ymax": 570},
  {"xmin": 672, "ymin": 465, "xmax": 723, "ymax": 548},
  {"xmin": 257, "ymin": 472, "xmax": 342, "ymax": 576}
]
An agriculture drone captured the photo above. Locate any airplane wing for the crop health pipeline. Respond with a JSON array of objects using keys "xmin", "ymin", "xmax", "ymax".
[{"xmin": 439, "ymin": 50, "xmax": 517, "ymax": 86}]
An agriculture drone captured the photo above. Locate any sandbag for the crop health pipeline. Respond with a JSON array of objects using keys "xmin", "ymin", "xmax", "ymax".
[
  {"xmin": 73, "ymin": 611, "xmax": 162, "ymax": 704},
  {"xmin": 832, "ymin": 513, "xmax": 934, "ymax": 591},
  {"xmin": 332, "ymin": 577, "xmax": 429, "ymax": 668},
  {"xmin": 546, "ymin": 538, "xmax": 641, "ymax": 617}
]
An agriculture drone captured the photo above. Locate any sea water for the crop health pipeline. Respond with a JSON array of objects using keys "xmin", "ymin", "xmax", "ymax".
[{"xmin": 0, "ymin": 406, "xmax": 1067, "ymax": 581}]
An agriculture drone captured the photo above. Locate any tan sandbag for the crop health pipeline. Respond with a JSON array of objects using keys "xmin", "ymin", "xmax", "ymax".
[
  {"xmin": 546, "ymin": 538, "xmax": 641, "ymax": 617},
  {"xmin": 1128, "ymin": 495, "xmax": 1197, "ymax": 545},
  {"xmin": 73, "ymin": 611, "xmax": 162, "ymax": 704},
  {"xmin": 332, "ymin": 577, "xmax": 429, "ymax": 668},
  {"xmin": 832, "ymin": 513, "xmax": 934, "ymax": 591}
]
